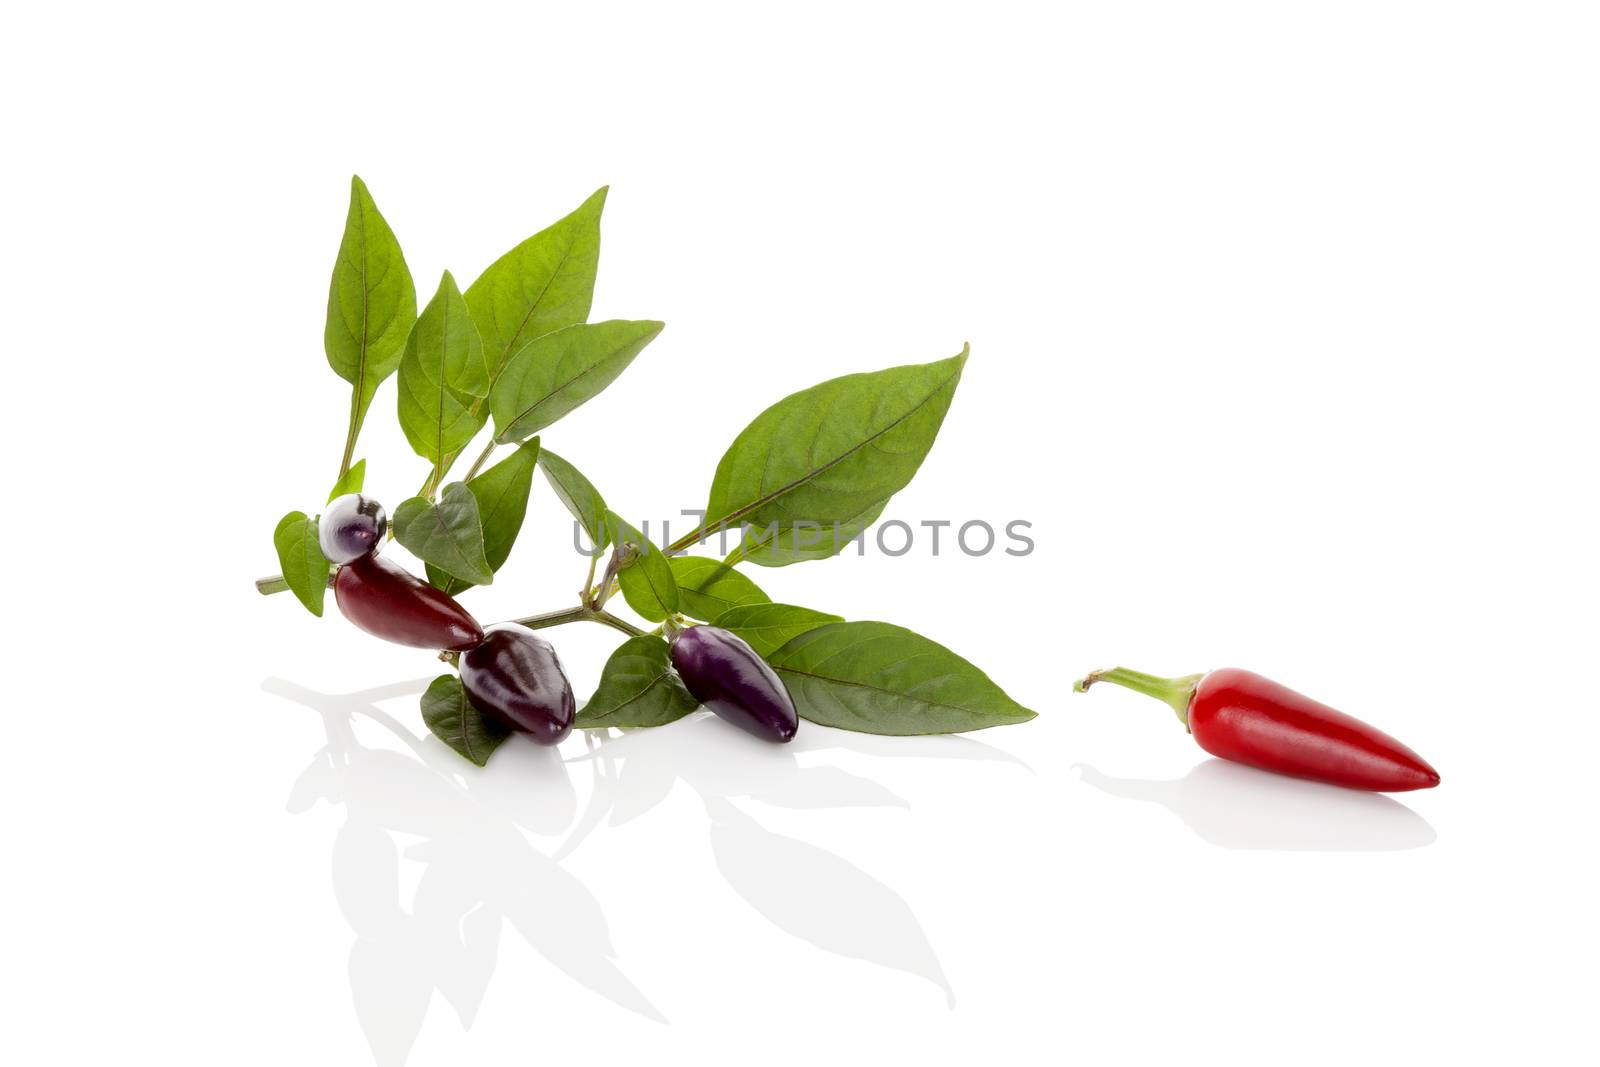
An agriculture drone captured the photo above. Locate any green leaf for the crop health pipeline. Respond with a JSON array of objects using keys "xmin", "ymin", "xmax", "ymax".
[
  {"xmin": 421, "ymin": 674, "xmax": 509, "ymax": 766},
  {"xmin": 393, "ymin": 483, "xmax": 493, "ymax": 586},
  {"xmin": 397, "ymin": 271, "xmax": 490, "ymax": 479},
  {"xmin": 273, "ymin": 511, "xmax": 328, "ymax": 617},
  {"xmin": 576, "ymin": 636, "xmax": 700, "ymax": 729},
  {"xmin": 670, "ymin": 556, "xmax": 769, "ymax": 622},
  {"xmin": 328, "ymin": 459, "xmax": 366, "ymax": 502},
  {"xmin": 710, "ymin": 602, "xmax": 843, "ymax": 658},
  {"xmin": 426, "ymin": 439, "xmax": 540, "ymax": 594},
  {"xmin": 538, "ymin": 448, "xmax": 609, "ymax": 551},
  {"xmin": 609, "ymin": 511, "xmax": 678, "ymax": 622},
  {"xmin": 765, "ymin": 620, "xmax": 1036, "ymax": 735},
  {"xmin": 703, "ymin": 347, "xmax": 968, "ymax": 566},
  {"xmin": 464, "ymin": 186, "xmax": 608, "ymax": 381},
  {"xmin": 490, "ymin": 320, "xmax": 664, "ymax": 444},
  {"xmin": 325, "ymin": 176, "xmax": 417, "ymax": 440}
]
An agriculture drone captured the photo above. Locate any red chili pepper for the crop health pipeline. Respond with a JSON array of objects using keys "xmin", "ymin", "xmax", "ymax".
[
  {"xmin": 1074, "ymin": 667, "xmax": 1440, "ymax": 792},
  {"xmin": 333, "ymin": 554, "xmax": 485, "ymax": 652}
]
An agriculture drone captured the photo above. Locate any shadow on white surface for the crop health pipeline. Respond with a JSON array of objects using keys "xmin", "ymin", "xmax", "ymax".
[
  {"xmin": 1073, "ymin": 759, "xmax": 1437, "ymax": 851},
  {"xmin": 566, "ymin": 715, "xmax": 1004, "ymax": 1006},
  {"xmin": 266, "ymin": 677, "xmax": 664, "ymax": 1067},
  {"xmin": 265, "ymin": 677, "xmax": 1022, "ymax": 1062}
]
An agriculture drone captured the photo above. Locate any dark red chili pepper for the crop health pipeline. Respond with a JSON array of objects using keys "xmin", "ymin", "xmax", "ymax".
[
  {"xmin": 1074, "ymin": 667, "xmax": 1440, "ymax": 792},
  {"xmin": 333, "ymin": 554, "xmax": 485, "ymax": 652},
  {"xmin": 669, "ymin": 625, "xmax": 799, "ymax": 743},
  {"xmin": 460, "ymin": 624, "xmax": 576, "ymax": 745}
]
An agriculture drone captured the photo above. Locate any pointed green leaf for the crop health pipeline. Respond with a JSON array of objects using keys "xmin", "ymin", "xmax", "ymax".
[
  {"xmin": 273, "ymin": 511, "xmax": 329, "ymax": 616},
  {"xmin": 465, "ymin": 186, "xmax": 607, "ymax": 381},
  {"xmin": 421, "ymin": 674, "xmax": 509, "ymax": 766},
  {"xmin": 669, "ymin": 556, "xmax": 769, "ymax": 622},
  {"xmin": 576, "ymin": 636, "xmax": 700, "ymax": 729},
  {"xmin": 609, "ymin": 511, "xmax": 678, "ymax": 622},
  {"xmin": 427, "ymin": 439, "xmax": 540, "ymax": 594},
  {"xmin": 397, "ymin": 271, "xmax": 490, "ymax": 479},
  {"xmin": 393, "ymin": 483, "xmax": 493, "ymax": 586},
  {"xmin": 328, "ymin": 459, "xmax": 366, "ymax": 503},
  {"xmin": 765, "ymin": 620, "xmax": 1036, "ymax": 735},
  {"xmin": 710, "ymin": 603, "xmax": 843, "ymax": 658},
  {"xmin": 703, "ymin": 347, "xmax": 967, "ymax": 566},
  {"xmin": 490, "ymin": 320, "xmax": 664, "ymax": 443},
  {"xmin": 539, "ymin": 448, "xmax": 609, "ymax": 551},
  {"xmin": 325, "ymin": 176, "xmax": 417, "ymax": 438}
]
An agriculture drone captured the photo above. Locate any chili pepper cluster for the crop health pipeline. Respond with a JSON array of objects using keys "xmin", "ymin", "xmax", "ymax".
[
  {"xmin": 272, "ymin": 180, "xmax": 1443, "ymax": 798},
  {"xmin": 324, "ymin": 492, "xmax": 800, "ymax": 747}
]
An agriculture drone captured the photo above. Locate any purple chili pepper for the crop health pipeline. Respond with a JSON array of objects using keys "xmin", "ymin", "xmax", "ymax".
[
  {"xmin": 669, "ymin": 625, "xmax": 799, "ymax": 743},
  {"xmin": 460, "ymin": 623, "xmax": 576, "ymax": 745}
]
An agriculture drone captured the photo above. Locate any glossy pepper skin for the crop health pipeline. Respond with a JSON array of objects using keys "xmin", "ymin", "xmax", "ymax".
[
  {"xmin": 459, "ymin": 624, "xmax": 575, "ymax": 745},
  {"xmin": 669, "ymin": 625, "xmax": 799, "ymax": 743},
  {"xmin": 333, "ymin": 554, "xmax": 485, "ymax": 651},
  {"xmin": 1075, "ymin": 666, "xmax": 1440, "ymax": 792}
]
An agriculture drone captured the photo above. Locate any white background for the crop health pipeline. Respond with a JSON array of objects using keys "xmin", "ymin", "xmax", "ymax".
[{"xmin": 3, "ymin": 2, "xmax": 1597, "ymax": 1064}]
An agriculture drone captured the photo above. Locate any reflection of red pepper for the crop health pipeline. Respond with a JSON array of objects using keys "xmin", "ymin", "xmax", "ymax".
[{"xmin": 1074, "ymin": 667, "xmax": 1440, "ymax": 792}]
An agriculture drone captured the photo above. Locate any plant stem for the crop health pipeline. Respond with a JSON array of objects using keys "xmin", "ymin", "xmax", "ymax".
[
  {"xmin": 581, "ymin": 553, "xmax": 600, "ymax": 603},
  {"xmin": 592, "ymin": 611, "xmax": 647, "ymax": 637},
  {"xmin": 590, "ymin": 546, "xmax": 629, "ymax": 610},
  {"xmin": 255, "ymin": 572, "xmax": 335, "ymax": 595},
  {"xmin": 511, "ymin": 604, "xmax": 645, "ymax": 638},
  {"xmin": 417, "ymin": 469, "xmax": 439, "ymax": 502},
  {"xmin": 1075, "ymin": 667, "xmax": 1205, "ymax": 728},
  {"xmin": 336, "ymin": 391, "xmax": 360, "ymax": 487},
  {"xmin": 462, "ymin": 439, "xmax": 497, "ymax": 482}
]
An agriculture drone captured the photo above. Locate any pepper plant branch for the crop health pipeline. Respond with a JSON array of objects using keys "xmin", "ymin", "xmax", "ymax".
[
  {"xmin": 254, "ymin": 567, "xmax": 646, "ymax": 637},
  {"xmin": 510, "ymin": 604, "xmax": 646, "ymax": 638},
  {"xmin": 589, "ymin": 545, "xmax": 631, "ymax": 610},
  {"xmin": 256, "ymin": 572, "xmax": 335, "ymax": 595},
  {"xmin": 580, "ymin": 552, "xmax": 599, "ymax": 603},
  {"xmin": 461, "ymin": 439, "xmax": 498, "ymax": 482}
]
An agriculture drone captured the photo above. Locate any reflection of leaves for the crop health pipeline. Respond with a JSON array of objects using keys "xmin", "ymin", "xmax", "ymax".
[
  {"xmin": 332, "ymin": 822, "xmax": 405, "ymax": 940},
  {"xmin": 349, "ymin": 936, "xmax": 432, "ymax": 1067},
  {"xmin": 286, "ymin": 750, "xmax": 339, "ymax": 812},
  {"xmin": 607, "ymin": 751, "xmax": 680, "ymax": 827},
  {"xmin": 574, "ymin": 716, "xmax": 922, "ymax": 837},
  {"xmin": 271, "ymin": 673, "xmax": 991, "ymax": 1051},
  {"xmin": 413, "ymin": 856, "xmax": 499, "ymax": 1028},
  {"xmin": 266, "ymin": 673, "xmax": 666, "ymax": 1060},
  {"xmin": 706, "ymin": 800, "xmax": 952, "ymax": 1004},
  {"xmin": 789, "ymin": 720, "xmax": 1033, "ymax": 770},
  {"xmin": 498, "ymin": 854, "xmax": 665, "ymax": 1021},
  {"xmin": 747, "ymin": 766, "xmax": 908, "ymax": 810},
  {"xmin": 455, "ymin": 741, "xmax": 578, "ymax": 837}
]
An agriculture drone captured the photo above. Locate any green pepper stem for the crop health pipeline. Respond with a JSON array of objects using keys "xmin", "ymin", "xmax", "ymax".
[{"xmin": 1074, "ymin": 667, "xmax": 1205, "ymax": 729}]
